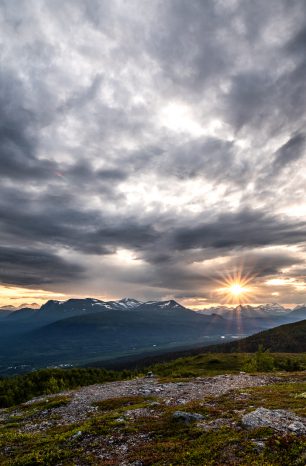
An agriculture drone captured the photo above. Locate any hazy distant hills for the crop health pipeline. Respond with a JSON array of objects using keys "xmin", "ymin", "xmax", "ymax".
[
  {"xmin": 198, "ymin": 303, "xmax": 289, "ymax": 318},
  {"xmin": 286, "ymin": 305, "xmax": 306, "ymax": 321},
  {"xmin": 198, "ymin": 302, "xmax": 306, "ymax": 327},
  {"xmin": 0, "ymin": 303, "xmax": 40, "ymax": 311},
  {"xmin": 0, "ymin": 297, "xmax": 306, "ymax": 375}
]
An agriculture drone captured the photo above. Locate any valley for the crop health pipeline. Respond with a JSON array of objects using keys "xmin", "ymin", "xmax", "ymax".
[{"xmin": 0, "ymin": 298, "xmax": 306, "ymax": 375}]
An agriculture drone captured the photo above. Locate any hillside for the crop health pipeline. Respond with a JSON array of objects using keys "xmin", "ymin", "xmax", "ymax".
[
  {"xmin": 211, "ymin": 319, "xmax": 306, "ymax": 353},
  {"xmin": 0, "ymin": 361, "xmax": 305, "ymax": 465}
]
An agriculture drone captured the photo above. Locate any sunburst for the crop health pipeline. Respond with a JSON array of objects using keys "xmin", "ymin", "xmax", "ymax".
[{"xmin": 215, "ymin": 268, "xmax": 256, "ymax": 305}]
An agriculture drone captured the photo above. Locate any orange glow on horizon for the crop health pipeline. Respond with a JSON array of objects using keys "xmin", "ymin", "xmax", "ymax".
[{"xmin": 0, "ymin": 285, "xmax": 67, "ymax": 308}]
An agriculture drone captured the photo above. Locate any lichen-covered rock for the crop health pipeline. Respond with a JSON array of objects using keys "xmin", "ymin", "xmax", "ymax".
[
  {"xmin": 172, "ymin": 411, "xmax": 204, "ymax": 423},
  {"xmin": 242, "ymin": 407, "xmax": 306, "ymax": 434}
]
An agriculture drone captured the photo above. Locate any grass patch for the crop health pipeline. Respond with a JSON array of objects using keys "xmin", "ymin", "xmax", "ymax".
[
  {"xmin": 94, "ymin": 395, "xmax": 154, "ymax": 412},
  {"xmin": 150, "ymin": 352, "xmax": 306, "ymax": 380}
]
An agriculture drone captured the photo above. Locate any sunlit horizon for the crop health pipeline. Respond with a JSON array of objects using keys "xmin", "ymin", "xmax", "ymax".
[{"xmin": 0, "ymin": 284, "xmax": 300, "ymax": 311}]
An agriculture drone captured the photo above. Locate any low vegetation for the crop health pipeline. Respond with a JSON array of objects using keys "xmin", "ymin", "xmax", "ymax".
[
  {"xmin": 1, "ymin": 351, "xmax": 306, "ymax": 464},
  {"xmin": 0, "ymin": 374, "xmax": 306, "ymax": 465},
  {"xmin": 1, "ymin": 352, "xmax": 306, "ymax": 408},
  {"xmin": 0, "ymin": 367, "xmax": 134, "ymax": 408},
  {"xmin": 150, "ymin": 350, "xmax": 306, "ymax": 380}
]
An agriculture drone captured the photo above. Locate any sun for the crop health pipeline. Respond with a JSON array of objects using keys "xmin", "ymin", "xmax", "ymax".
[
  {"xmin": 215, "ymin": 269, "xmax": 256, "ymax": 305},
  {"xmin": 223, "ymin": 279, "xmax": 251, "ymax": 304},
  {"xmin": 229, "ymin": 283, "xmax": 245, "ymax": 297}
]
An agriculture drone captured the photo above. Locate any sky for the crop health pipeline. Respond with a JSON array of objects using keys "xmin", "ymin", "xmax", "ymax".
[{"xmin": 1, "ymin": 0, "xmax": 306, "ymax": 309}]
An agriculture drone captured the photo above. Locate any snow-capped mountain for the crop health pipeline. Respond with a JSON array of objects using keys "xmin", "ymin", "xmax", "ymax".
[
  {"xmin": 4, "ymin": 298, "xmax": 306, "ymax": 330},
  {"xmin": 103, "ymin": 298, "xmax": 143, "ymax": 310},
  {"xmin": 256, "ymin": 303, "xmax": 288, "ymax": 314},
  {"xmin": 39, "ymin": 297, "xmax": 143, "ymax": 314},
  {"xmin": 199, "ymin": 303, "xmax": 288, "ymax": 318},
  {"xmin": 5, "ymin": 297, "xmax": 186, "ymax": 323},
  {"xmin": 143, "ymin": 300, "xmax": 184, "ymax": 310}
]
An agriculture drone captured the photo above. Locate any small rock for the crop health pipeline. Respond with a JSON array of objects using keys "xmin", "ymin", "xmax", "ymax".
[
  {"xmin": 177, "ymin": 398, "xmax": 187, "ymax": 404},
  {"xmin": 71, "ymin": 430, "xmax": 82, "ymax": 439},
  {"xmin": 116, "ymin": 417, "xmax": 125, "ymax": 423},
  {"xmin": 145, "ymin": 371, "xmax": 154, "ymax": 378},
  {"xmin": 172, "ymin": 410, "xmax": 204, "ymax": 423},
  {"xmin": 252, "ymin": 440, "xmax": 265, "ymax": 451},
  {"xmin": 288, "ymin": 421, "xmax": 306, "ymax": 433},
  {"xmin": 150, "ymin": 401, "xmax": 160, "ymax": 407}
]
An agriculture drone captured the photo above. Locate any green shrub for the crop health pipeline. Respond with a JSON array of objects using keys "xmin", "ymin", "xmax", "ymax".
[{"xmin": 243, "ymin": 345, "xmax": 275, "ymax": 372}]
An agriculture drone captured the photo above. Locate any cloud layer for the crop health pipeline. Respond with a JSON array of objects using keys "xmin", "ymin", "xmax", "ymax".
[{"xmin": 1, "ymin": 0, "xmax": 306, "ymax": 306}]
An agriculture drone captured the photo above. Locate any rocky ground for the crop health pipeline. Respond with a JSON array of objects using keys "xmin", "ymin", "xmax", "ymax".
[
  {"xmin": 1, "ymin": 372, "xmax": 306, "ymax": 465},
  {"xmin": 16, "ymin": 373, "xmax": 278, "ymax": 430}
]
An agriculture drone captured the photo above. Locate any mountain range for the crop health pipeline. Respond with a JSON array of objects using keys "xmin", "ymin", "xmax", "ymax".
[
  {"xmin": 1, "ymin": 297, "xmax": 306, "ymax": 376},
  {"xmin": 2, "ymin": 297, "xmax": 306, "ymax": 322}
]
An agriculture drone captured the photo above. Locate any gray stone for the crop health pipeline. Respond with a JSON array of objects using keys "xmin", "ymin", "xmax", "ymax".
[
  {"xmin": 172, "ymin": 410, "xmax": 204, "ymax": 423},
  {"xmin": 116, "ymin": 417, "xmax": 125, "ymax": 423},
  {"xmin": 288, "ymin": 421, "xmax": 306, "ymax": 433},
  {"xmin": 242, "ymin": 407, "xmax": 306, "ymax": 434},
  {"xmin": 150, "ymin": 401, "xmax": 160, "ymax": 407},
  {"xmin": 252, "ymin": 440, "xmax": 265, "ymax": 451}
]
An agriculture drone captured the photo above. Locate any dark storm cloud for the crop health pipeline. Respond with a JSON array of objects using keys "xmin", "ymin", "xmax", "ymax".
[
  {"xmin": 0, "ymin": 186, "xmax": 157, "ymax": 255},
  {"xmin": 173, "ymin": 210, "xmax": 306, "ymax": 251},
  {"xmin": 224, "ymin": 73, "xmax": 275, "ymax": 132},
  {"xmin": 145, "ymin": 0, "xmax": 232, "ymax": 91},
  {"xmin": 1, "ymin": 0, "xmax": 306, "ymax": 302},
  {"xmin": 287, "ymin": 24, "xmax": 306, "ymax": 57},
  {"xmin": 0, "ymin": 70, "xmax": 56, "ymax": 181},
  {"xmin": 0, "ymin": 246, "xmax": 84, "ymax": 286}
]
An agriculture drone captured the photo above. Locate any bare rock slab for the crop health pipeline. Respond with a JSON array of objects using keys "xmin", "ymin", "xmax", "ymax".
[{"xmin": 242, "ymin": 407, "xmax": 306, "ymax": 434}]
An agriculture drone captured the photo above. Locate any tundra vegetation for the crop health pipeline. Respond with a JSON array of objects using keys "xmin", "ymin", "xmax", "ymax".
[{"xmin": 0, "ymin": 351, "xmax": 305, "ymax": 464}]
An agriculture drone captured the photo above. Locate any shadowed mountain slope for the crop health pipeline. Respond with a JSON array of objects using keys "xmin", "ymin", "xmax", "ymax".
[{"xmin": 209, "ymin": 319, "xmax": 306, "ymax": 353}]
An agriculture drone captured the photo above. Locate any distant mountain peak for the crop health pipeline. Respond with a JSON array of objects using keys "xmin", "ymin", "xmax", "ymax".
[
  {"xmin": 293, "ymin": 304, "xmax": 306, "ymax": 310},
  {"xmin": 0, "ymin": 305, "xmax": 16, "ymax": 311},
  {"xmin": 145, "ymin": 299, "xmax": 183, "ymax": 309},
  {"xmin": 118, "ymin": 298, "xmax": 143, "ymax": 306},
  {"xmin": 120, "ymin": 297, "xmax": 140, "ymax": 303}
]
